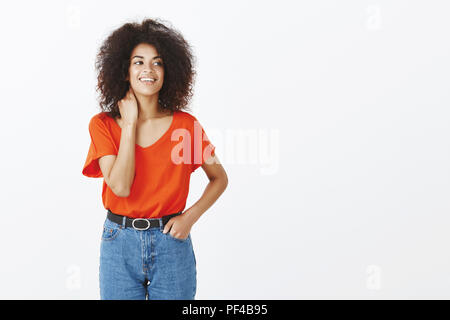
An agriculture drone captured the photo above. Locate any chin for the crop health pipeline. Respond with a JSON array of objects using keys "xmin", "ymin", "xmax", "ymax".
[
  {"xmin": 132, "ymin": 83, "xmax": 161, "ymax": 94},
  {"xmin": 134, "ymin": 89, "xmax": 160, "ymax": 97}
]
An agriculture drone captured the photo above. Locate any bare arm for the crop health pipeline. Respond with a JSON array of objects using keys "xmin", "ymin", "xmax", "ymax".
[
  {"xmin": 184, "ymin": 154, "xmax": 228, "ymax": 224},
  {"xmin": 99, "ymin": 122, "xmax": 136, "ymax": 197},
  {"xmin": 98, "ymin": 87, "xmax": 138, "ymax": 197},
  {"xmin": 162, "ymin": 154, "xmax": 228, "ymax": 238}
]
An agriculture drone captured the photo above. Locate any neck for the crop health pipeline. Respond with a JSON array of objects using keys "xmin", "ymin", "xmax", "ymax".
[{"xmin": 134, "ymin": 93, "xmax": 168, "ymax": 120}]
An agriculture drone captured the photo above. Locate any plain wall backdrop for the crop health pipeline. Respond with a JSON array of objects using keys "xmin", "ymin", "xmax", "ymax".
[{"xmin": 0, "ymin": 0, "xmax": 449, "ymax": 299}]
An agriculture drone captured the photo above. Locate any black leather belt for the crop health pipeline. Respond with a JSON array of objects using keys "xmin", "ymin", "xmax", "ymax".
[{"xmin": 107, "ymin": 209, "xmax": 183, "ymax": 230}]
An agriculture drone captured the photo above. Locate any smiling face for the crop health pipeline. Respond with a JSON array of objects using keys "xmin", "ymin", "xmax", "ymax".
[{"xmin": 126, "ymin": 43, "xmax": 165, "ymax": 97}]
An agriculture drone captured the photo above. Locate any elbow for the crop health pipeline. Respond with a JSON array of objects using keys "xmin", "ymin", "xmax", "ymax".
[
  {"xmin": 113, "ymin": 186, "xmax": 131, "ymax": 198},
  {"xmin": 221, "ymin": 173, "xmax": 228, "ymax": 187},
  {"xmin": 223, "ymin": 170, "xmax": 229, "ymax": 186},
  {"xmin": 115, "ymin": 188, "xmax": 130, "ymax": 198},
  {"xmin": 108, "ymin": 181, "xmax": 131, "ymax": 198},
  {"xmin": 212, "ymin": 172, "xmax": 228, "ymax": 189},
  {"xmin": 104, "ymin": 174, "xmax": 131, "ymax": 198}
]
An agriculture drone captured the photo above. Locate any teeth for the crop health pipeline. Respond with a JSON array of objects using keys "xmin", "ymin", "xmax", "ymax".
[{"xmin": 140, "ymin": 78, "xmax": 155, "ymax": 82}]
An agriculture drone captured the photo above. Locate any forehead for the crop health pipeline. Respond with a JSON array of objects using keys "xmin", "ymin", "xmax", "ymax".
[{"xmin": 130, "ymin": 43, "xmax": 159, "ymax": 57}]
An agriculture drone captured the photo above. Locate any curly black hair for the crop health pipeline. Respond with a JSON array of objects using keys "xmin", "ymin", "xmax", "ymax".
[{"xmin": 95, "ymin": 18, "xmax": 196, "ymax": 118}]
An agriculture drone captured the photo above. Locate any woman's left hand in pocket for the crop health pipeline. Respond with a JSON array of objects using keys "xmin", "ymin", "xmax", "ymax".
[{"xmin": 162, "ymin": 211, "xmax": 195, "ymax": 240}]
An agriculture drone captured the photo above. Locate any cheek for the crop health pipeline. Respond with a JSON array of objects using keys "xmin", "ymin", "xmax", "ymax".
[{"xmin": 129, "ymin": 65, "xmax": 140, "ymax": 76}]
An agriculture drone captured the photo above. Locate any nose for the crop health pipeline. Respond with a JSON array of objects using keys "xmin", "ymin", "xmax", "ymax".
[
  {"xmin": 143, "ymin": 63, "xmax": 157, "ymax": 72},
  {"xmin": 141, "ymin": 68, "xmax": 155, "ymax": 76}
]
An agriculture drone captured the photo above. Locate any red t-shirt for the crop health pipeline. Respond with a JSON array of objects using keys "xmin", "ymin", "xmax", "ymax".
[{"xmin": 82, "ymin": 110, "xmax": 215, "ymax": 218}]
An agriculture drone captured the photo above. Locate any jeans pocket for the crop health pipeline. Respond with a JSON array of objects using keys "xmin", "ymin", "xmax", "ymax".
[
  {"xmin": 101, "ymin": 220, "xmax": 122, "ymax": 241},
  {"xmin": 166, "ymin": 231, "xmax": 190, "ymax": 243}
]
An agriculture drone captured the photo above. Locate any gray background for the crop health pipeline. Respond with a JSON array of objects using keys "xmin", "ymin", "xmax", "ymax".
[{"xmin": 0, "ymin": 0, "xmax": 448, "ymax": 299}]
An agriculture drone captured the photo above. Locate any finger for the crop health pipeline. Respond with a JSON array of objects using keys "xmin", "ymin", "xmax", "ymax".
[{"xmin": 163, "ymin": 222, "xmax": 173, "ymax": 234}]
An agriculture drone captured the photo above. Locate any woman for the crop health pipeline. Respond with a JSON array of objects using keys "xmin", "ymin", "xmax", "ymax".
[{"xmin": 82, "ymin": 18, "xmax": 228, "ymax": 300}]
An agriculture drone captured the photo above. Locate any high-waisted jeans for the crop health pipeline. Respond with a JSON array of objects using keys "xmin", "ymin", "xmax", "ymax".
[{"xmin": 99, "ymin": 215, "xmax": 197, "ymax": 300}]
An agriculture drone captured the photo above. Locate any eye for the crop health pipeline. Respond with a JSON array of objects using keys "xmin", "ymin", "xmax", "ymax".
[{"xmin": 133, "ymin": 61, "xmax": 163, "ymax": 66}]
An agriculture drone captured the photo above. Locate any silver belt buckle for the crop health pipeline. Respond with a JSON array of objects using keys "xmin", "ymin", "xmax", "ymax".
[{"xmin": 132, "ymin": 218, "xmax": 150, "ymax": 230}]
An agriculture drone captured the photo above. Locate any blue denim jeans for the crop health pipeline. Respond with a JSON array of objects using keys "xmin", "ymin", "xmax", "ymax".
[{"xmin": 99, "ymin": 215, "xmax": 197, "ymax": 300}]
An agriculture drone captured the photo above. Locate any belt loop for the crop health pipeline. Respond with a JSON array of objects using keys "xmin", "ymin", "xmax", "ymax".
[{"xmin": 121, "ymin": 216, "xmax": 126, "ymax": 229}]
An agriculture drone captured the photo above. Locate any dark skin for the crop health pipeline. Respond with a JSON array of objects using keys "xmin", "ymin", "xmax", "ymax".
[
  {"xmin": 163, "ymin": 153, "xmax": 228, "ymax": 239},
  {"xmin": 124, "ymin": 44, "xmax": 228, "ymax": 239}
]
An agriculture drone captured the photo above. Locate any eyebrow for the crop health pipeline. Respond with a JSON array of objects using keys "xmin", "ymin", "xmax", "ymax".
[{"xmin": 131, "ymin": 55, "xmax": 162, "ymax": 60}]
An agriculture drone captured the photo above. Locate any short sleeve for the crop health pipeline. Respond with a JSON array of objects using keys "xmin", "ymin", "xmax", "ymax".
[
  {"xmin": 191, "ymin": 117, "xmax": 216, "ymax": 173},
  {"xmin": 82, "ymin": 115, "xmax": 118, "ymax": 178}
]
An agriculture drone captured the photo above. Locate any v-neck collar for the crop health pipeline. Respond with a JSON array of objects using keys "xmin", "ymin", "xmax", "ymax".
[{"xmin": 110, "ymin": 111, "xmax": 177, "ymax": 150}]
